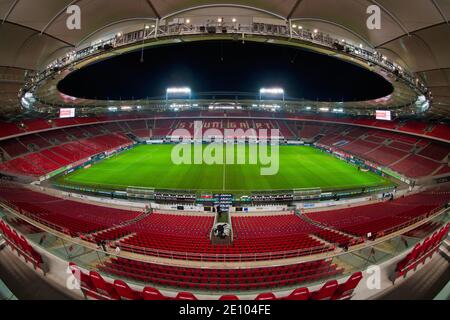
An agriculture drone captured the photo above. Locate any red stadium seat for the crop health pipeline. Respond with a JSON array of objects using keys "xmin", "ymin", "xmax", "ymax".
[
  {"xmin": 68, "ymin": 263, "xmax": 102, "ymax": 300},
  {"xmin": 332, "ymin": 272, "xmax": 363, "ymax": 300},
  {"xmin": 284, "ymin": 288, "xmax": 310, "ymax": 300},
  {"xmin": 310, "ymin": 280, "xmax": 339, "ymax": 300},
  {"xmin": 219, "ymin": 295, "xmax": 240, "ymax": 300},
  {"xmin": 113, "ymin": 280, "xmax": 142, "ymax": 300},
  {"xmin": 255, "ymin": 293, "xmax": 277, "ymax": 300},
  {"xmin": 175, "ymin": 292, "xmax": 198, "ymax": 300},
  {"xmin": 89, "ymin": 271, "xmax": 120, "ymax": 300},
  {"xmin": 142, "ymin": 287, "xmax": 167, "ymax": 300}
]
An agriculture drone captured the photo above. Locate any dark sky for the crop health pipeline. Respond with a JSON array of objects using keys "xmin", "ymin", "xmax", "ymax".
[{"xmin": 58, "ymin": 40, "xmax": 393, "ymax": 101}]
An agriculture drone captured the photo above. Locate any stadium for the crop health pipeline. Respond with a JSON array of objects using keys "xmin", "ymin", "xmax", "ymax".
[{"xmin": 0, "ymin": 0, "xmax": 449, "ymax": 304}]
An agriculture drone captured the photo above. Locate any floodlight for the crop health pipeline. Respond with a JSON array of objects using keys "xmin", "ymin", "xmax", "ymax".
[
  {"xmin": 259, "ymin": 88, "xmax": 284, "ymax": 95},
  {"xmin": 166, "ymin": 87, "xmax": 191, "ymax": 94},
  {"xmin": 259, "ymin": 88, "xmax": 285, "ymax": 102}
]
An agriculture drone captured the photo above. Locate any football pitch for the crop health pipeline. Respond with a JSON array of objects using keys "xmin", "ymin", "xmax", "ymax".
[{"xmin": 57, "ymin": 144, "xmax": 393, "ymax": 193}]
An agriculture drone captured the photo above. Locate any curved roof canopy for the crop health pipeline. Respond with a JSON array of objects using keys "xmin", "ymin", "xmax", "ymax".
[{"xmin": 0, "ymin": 0, "xmax": 449, "ymax": 117}]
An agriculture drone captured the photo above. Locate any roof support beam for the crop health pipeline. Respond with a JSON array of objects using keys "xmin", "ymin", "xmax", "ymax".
[
  {"xmin": 430, "ymin": 0, "xmax": 449, "ymax": 24},
  {"xmin": 4, "ymin": 21, "xmax": 74, "ymax": 47},
  {"xmin": 375, "ymin": 21, "xmax": 447, "ymax": 48},
  {"xmin": 287, "ymin": 0, "xmax": 304, "ymax": 20},
  {"xmin": 40, "ymin": 0, "xmax": 82, "ymax": 35},
  {"xmin": 368, "ymin": 0, "xmax": 410, "ymax": 36},
  {"xmin": 161, "ymin": 4, "xmax": 287, "ymax": 21},
  {"xmin": 146, "ymin": 0, "xmax": 161, "ymax": 19},
  {"xmin": 2, "ymin": 0, "xmax": 20, "ymax": 24}
]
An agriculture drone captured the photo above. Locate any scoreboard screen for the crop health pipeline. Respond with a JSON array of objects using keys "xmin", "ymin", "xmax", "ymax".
[
  {"xmin": 60, "ymin": 108, "xmax": 75, "ymax": 118},
  {"xmin": 375, "ymin": 110, "xmax": 392, "ymax": 121}
]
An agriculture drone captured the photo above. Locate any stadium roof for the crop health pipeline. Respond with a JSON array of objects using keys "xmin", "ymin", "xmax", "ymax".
[{"xmin": 0, "ymin": 0, "xmax": 449, "ymax": 117}]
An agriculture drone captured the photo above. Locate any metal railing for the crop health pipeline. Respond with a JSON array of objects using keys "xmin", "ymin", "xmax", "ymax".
[{"xmin": 23, "ymin": 19, "xmax": 427, "ymax": 98}]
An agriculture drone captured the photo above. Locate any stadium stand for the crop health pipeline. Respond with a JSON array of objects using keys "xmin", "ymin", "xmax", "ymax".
[
  {"xmin": 364, "ymin": 146, "xmax": 408, "ymax": 166},
  {"xmin": 69, "ymin": 259, "xmax": 363, "ymax": 300},
  {"xmin": 0, "ymin": 122, "xmax": 23, "ymax": 139},
  {"xmin": 0, "ymin": 138, "xmax": 29, "ymax": 158},
  {"xmin": 426, "ymin": 124, "xmax": 450, "ymax": 141},
  {"xmin": 341, "ymin": 139, "xmax": 379, "ymax": 155},
  {"xmin": 398, "ymin": 121, "xmax": 430, "ymax": 135},
  {"xmin": 98, "ymin": 256, "xmax": 343, "ymax": 291},
  {"xmin": 0, "ymin": 184, "xmax": 142, "ymax": 237},
  {"xmin": 418, "ymin": 142, "xmax": 450, "ymax": 161},
  {"xmin": 0, "ymin": 133, "xmax": 132, "ymax": 177},
  {"xmin": 306, "ymin": 189, "xmax": 449, "ymax": 239},
  {"xmin": 0, "ymin": 220, "xmax": 44, "ymax": 271},
  {"xmin": 390, "ymin": 154, "xmax": 442, "ymax": 178},
  {"xmin": 18, "ymin": 134, "xmax": 52, "ymax": 150},
  {"xmin": 393, "ymin": 223, "xmax": 449, "ymax": 283}
]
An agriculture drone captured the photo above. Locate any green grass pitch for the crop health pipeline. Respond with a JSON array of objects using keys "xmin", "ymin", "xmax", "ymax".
[{"xmin": 57, "ymin": 144, "xmax": 392, "ymax": 193}]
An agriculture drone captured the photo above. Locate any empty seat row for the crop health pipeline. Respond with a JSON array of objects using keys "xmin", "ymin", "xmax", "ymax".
[
  {"xmin": 0, "ymin": 184, "xmax": 142, "ymax": 237},
  {"xmin": 98, "ymin": 256, "xmax": 342, "ymax": 291},
  {"xmin": 306, "ymin": 189, "xmax": 450, "ymax": 239},
  {"xmin": 393, "ymin": 223, "xmax": 449, "ymax": 282},
  {"xmin": 69, "ymin": 262, "xmax": 362, "ymax": 300},
  {"xmin": 0, "ymin": 220, "xmax": 44, "ymax": 271}
]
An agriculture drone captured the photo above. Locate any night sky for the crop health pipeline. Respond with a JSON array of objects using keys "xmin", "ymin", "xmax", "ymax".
[{"xmin": 58, "ymin": 40, "xmax": 393, "ymax": 101}]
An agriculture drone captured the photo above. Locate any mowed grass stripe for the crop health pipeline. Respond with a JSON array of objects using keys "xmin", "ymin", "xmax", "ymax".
[{"xmin": 59, "ymin": 144, "xmax": 392, "ymax": 192}]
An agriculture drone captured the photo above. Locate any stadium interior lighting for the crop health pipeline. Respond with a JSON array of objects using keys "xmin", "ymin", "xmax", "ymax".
[
  {"xmin": 217, "ymin": 18, "xmax": 222, "ymax": 23},
  {"xmin": 260, "ymin": 88, "xmax": 285, "ymax": 102},
  {"xmin": 108, "ymin": 106, "xmax": 117, "ymax": 111},
  {"xmin": 186, "ymin": 19, "xmax": 190, "ymax": 24},
  {"xmin": 260, "ymin": 88, "xmax": 284, "ymax": 95},
  {"xmin": 232, "ymin": 18, "xmax": 237, "ymax": 23},
  {"xmin": 305, "ymin": 106, "xmax": 312, "ymax": 110},
  {"xmin": 166, "ymin": 87, "xmax": 191, "ymax": 94},
  {"xmin": 319, "ymin": 107, "xmax": 329, "ymax": 112},
  {"xmin": 333, "ymin": 108, "xmax": 344, "ymax": 113}
]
